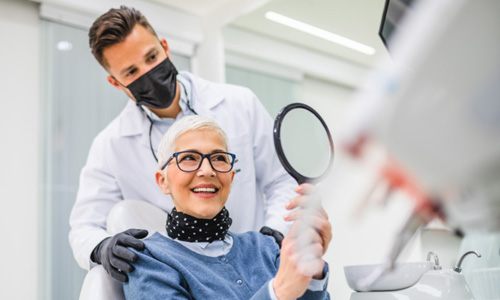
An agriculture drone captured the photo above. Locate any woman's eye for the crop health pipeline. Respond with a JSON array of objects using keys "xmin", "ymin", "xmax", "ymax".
[
  {"xmin": 179, "ymin": 154, "xmax": 197, "ymax": 162},
  {"xmin": 212, "ymin": 154, "xmax": 228, "ymax": 163}
]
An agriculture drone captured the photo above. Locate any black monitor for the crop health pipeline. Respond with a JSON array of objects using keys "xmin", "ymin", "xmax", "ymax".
[{"xmin": 379, "ymin": 0, "xmax": 417, "ymax": 50}]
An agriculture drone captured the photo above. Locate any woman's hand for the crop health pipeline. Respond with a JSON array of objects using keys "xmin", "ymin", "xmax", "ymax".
[
  {"xmin": 272, "ymin": 223, "xmax": 317, "ymax": 300},
  {"xmin": 285, "ymin": 184, "xmax": 332, "ymax": 256},
  {"xmin": 272, "ymin": 184, "xmax": 332, "ymax": 300}
]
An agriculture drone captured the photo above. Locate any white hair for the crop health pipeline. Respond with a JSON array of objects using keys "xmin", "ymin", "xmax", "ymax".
[{"xmin": 156, "ymin": 115, "xmax": 228, "ymax": 168}]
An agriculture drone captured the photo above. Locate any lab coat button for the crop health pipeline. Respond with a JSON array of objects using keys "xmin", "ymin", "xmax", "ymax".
[{"xmin": 236, "ymin": 279, "xmax": 243, "ymax": 285}]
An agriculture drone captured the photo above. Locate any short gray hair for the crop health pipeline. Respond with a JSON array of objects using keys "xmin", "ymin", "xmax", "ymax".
[{"xmin": 157, "ymin": 115, "xmax": 228, "ymax": 168}]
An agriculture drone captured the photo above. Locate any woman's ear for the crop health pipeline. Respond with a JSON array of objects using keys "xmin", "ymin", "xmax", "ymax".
[{"xmin": 155, "ymin": 170, "xmax": 171, "ymax": 194}]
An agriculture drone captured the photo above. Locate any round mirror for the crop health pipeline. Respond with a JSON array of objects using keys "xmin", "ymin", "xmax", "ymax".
[{"xmin": 273, "ymin": 103, "xmax": 334, "ymax": 184}]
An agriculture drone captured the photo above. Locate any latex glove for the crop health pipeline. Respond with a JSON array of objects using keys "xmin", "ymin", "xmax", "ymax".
[
  {"xmin": 259, "ymin": 226, "xmax": 284, "ymax": 247},
  {"xmin": 91, "ymin": 228, "xmax": 148, "ymax": 282}
]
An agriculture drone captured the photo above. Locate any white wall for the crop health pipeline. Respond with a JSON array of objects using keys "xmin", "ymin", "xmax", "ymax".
[
  {"xmin": 0, "ymin": 0, "xmax": 41, "ymax": 299},
  {"xmin": 224, "ymin": 26, "xmax": 369, "ymax": 88}
]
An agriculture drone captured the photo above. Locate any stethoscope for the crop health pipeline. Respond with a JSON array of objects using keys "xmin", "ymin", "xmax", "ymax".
[{"xmin": 139, "ymin": 82, "xmax": 198, "ymax": 162}]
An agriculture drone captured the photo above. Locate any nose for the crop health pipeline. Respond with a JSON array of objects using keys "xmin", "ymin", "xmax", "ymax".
[{"xmin": 197, "ymin": 157, "xmax": 215, "ymax": 177}]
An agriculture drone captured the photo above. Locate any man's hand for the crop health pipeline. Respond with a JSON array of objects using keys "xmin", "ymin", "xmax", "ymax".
[{"xmin": 91, "ymin": 228, "xmax": 148, "ymax": 282}]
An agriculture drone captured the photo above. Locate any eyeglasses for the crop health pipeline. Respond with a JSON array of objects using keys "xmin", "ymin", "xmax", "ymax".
[{"xmin": 161, "ymin": 150, "xmax": 236, "ymax": 173}]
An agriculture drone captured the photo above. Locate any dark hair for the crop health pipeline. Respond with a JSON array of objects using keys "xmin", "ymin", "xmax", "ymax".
[{"xmin": 88, "ymin": 6, "xmax": 158, "ymax": 68}]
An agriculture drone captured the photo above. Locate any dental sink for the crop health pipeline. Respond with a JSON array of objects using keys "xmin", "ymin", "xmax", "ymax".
[
  {"xmin": 344, "ymin": 262, "xmax": 433, "ymax": 292},
  {"xmin": 348, "ymin": 269, "xmax": 475, "ymax": 300},
  {"xmin": 344, "ymin": 254, "xmax": 477, "ymax": 300}
]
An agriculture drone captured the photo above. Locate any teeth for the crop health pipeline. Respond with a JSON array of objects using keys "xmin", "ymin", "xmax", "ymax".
[{"xmin": 192, "ymin": 187, "xmax": 217, "ymax": 193}]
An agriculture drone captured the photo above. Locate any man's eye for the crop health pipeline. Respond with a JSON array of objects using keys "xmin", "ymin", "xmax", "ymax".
[
  {"xmin": 147, "ymin": 53, "xmax": 157, "ymax": 62},
  {"xmin": 126, "ymin": 69, "xmax": 137, "ymax": 77}
]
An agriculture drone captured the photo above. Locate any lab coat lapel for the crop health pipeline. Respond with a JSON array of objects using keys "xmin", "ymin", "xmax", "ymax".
[
  {"xmin": 118, "ymin": 100, "xmax": 151, "ymax": 149},
  {"xmin": 184, "ymin": 73, "xmax": 225, "ymax": 116}
]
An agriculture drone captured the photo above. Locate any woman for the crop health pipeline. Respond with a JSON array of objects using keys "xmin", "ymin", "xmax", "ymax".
[{"xmin": 123, "ymin": 115, "xmax": 332, "ymax": 299}]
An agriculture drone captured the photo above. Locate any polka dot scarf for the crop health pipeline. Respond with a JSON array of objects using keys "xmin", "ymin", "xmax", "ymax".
[{"xmin": 166, "ymin": 207, "xmax": 232, "ymax": 243}]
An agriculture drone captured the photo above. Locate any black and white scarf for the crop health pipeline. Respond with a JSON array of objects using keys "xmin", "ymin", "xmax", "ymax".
[{"xmin": 166, "ymin": 207, "xmax": 232, "ymax": 243}]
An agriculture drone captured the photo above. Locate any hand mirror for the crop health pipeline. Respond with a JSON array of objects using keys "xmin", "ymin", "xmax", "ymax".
[{"xmin": 273, "ymin": 102, "xmax": 334, "ymax": 184}]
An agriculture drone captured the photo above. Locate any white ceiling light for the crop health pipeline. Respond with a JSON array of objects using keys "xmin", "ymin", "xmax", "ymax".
[{"xmin": 265, "ymin": 11, "xmax": 375, "ymax": 56}]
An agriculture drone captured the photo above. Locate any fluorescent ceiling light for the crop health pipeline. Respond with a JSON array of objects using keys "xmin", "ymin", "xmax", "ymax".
[{"xmin": 265, "ymin": 11, "xmax": 375, "ymax": 56}]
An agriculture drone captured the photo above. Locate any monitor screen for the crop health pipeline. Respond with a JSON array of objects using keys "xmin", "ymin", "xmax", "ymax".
[{"xmin": 379, "ymin": 0, "xmax": 417, "ymax": 50}]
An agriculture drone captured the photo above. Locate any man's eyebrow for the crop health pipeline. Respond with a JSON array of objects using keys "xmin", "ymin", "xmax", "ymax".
[
  {"xmin": 120, "ymin": 65, "xmax": 136, "ymax": 76},
  {"xmin": 144, "ymin": 48, "xmax": 158, "ymax": 59},
  {"xmin": 119, "ymin": 48, "xmax": 159, "ymax": 76}
]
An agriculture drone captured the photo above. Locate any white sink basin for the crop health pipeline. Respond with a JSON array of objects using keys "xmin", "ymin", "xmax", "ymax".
[
  {"xmin": 349, "ymin": 269, "xmax": 476, "ymax": 300},
  {"xmin": 344, "ymin": 261, "xmax": 433, "ymax": 291}
]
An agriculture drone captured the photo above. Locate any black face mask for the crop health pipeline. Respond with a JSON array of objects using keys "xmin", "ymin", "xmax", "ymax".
[
  {"xmin": 127, "ymin": 57, "xmax": 178, "ymax": 109},
  {"xmin": 166, "ymin": 207, "xmax": 232, "ymax": 243}
]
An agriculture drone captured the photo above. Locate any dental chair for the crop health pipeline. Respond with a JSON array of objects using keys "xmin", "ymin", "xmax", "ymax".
[{"xmin": 79, "ymin": 200, "xmax": 167, "ymax": 300}]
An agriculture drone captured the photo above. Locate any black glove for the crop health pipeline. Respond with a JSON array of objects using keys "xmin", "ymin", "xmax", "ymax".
[
  {"xmin": 260, "ymin": 226, "xmax": 284, "ymax": 248},
  {"xmin": 91, "ymin": 228, "xmax": 149, "ymax": 282}
]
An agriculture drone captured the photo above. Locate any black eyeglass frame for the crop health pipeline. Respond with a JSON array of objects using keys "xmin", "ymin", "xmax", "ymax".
[{"xmin": 160, "ymin": 150, "xmax": 237, "ymax": 173}]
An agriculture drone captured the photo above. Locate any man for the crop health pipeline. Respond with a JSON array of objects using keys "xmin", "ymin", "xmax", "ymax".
[{"xmin": 69, "ymin": 6, "xmax": 297, "ymax": 282}]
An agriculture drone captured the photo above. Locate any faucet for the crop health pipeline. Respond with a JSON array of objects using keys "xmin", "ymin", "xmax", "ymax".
[
  {"xmin": 426, "ymin": 251, "xmax": 442, "ymax": 270},
  {"xmin": 454, "ymin": 251, "xmax": 481, "ymax": 273}
]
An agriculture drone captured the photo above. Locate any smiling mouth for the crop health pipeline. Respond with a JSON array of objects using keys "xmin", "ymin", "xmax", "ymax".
[{"xmin": 191, "ymin": 187, "xmax": 219, "ymax": 194}]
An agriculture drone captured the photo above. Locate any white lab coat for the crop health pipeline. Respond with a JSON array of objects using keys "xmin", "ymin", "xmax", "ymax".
[{"xmin": 69, "ymin": 72, "xmax": 297, "ymax": 270}]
